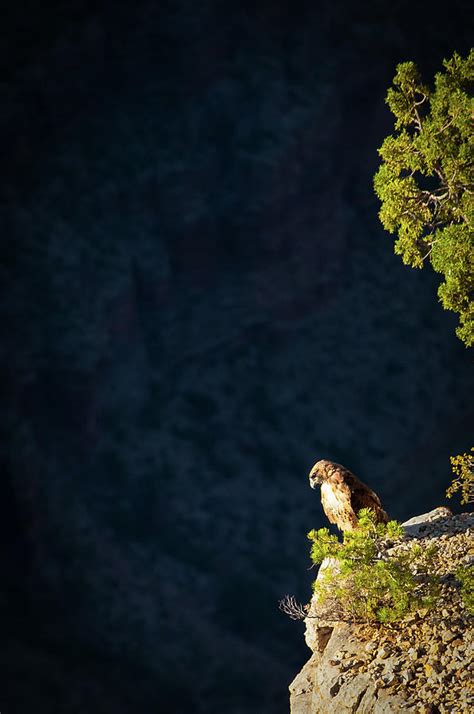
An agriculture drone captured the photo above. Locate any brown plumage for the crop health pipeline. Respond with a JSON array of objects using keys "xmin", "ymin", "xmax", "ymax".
[{"xmin": 308, "ymin": 459, "xmax": 388, "ymax": 532}]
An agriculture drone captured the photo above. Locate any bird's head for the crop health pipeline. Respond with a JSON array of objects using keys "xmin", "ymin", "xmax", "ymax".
[{"xmin": 308, "ymin": 459, "xmax": 332, "ymax": 488}]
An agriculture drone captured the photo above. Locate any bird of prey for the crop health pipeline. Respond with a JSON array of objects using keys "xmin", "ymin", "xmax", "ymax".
[{"xmin": 308, "ymin": 459, "xmax": 388, "ymax": 532}]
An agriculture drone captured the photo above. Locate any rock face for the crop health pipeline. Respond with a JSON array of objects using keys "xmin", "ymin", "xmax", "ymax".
[{"xmin": 290, "ymin": 510, "xmax": 474, "ymax": 713}]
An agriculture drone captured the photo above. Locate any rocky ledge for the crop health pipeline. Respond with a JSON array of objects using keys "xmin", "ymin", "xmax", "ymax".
[{"xmin": 289, "ymin": 509, "xmax": 474, "ymax": 713}]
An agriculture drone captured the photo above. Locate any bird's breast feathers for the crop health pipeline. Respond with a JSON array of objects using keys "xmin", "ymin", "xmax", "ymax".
[{"xmin": 320, "ymin": 481, "xmax": 348, "ymax": 518}]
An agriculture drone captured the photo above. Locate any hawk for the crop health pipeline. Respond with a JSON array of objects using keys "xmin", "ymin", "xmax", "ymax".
[{"xmin": 308, "ymin": 459, "xmax": 388, "ymax": 532}]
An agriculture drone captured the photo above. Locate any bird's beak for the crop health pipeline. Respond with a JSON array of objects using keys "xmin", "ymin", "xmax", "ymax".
[{"xmin": 309, "ymin": 475, "xmax": 321, "ymax": 488}]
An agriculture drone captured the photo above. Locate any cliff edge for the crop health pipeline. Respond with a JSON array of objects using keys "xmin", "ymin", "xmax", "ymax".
[{"xmin": 289, "ymin": 509, "xmax": 474, "ymax": 713}]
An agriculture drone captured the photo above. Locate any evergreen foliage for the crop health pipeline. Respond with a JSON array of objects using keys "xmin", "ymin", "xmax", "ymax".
[
  {"xmin": 307, "ymin": 509, "xmax": 439, "ymax": 623},
  {"xmin": 446, "ymin": 447, "xmax": 474, "ymax": 504},
  {"xmin": 455, "ymin": 565, "xmax": 474, "ymax": 614},
  {"xmin": 374, "ymin": 50, "xmax": 474, "ymax": 346}
]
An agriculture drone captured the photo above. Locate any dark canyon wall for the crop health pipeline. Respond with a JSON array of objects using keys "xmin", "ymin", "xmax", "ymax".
[{"xmin": 1, "ymin": 2, "xmax": 472, "ymax": 713}]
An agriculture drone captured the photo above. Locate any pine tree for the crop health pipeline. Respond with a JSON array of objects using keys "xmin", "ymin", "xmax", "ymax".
[{"xmin": 374, "ymin": 50, "xmax": 473, "ymax": 346}]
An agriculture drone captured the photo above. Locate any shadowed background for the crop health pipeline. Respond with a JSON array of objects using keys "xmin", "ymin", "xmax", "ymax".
[{"xmin": 1, "ymin": 2, "xmax": 472, "ymax": 713}]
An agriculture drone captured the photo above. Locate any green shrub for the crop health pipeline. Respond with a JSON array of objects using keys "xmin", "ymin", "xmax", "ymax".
[
  {"xmin": 307, "ymin": 509, "xmax": 439, "ymax": 623},
  {"xmin": 446, "ymin": 447, "xmax": 474, "ymax": 505},
  {"xmin": 456, "ymin": 565, "xmax": 474, "ymax": 614}
]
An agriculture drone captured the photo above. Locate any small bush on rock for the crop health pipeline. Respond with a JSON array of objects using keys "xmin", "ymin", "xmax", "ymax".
[
  {"xmin": 446, "ymin": 447, "xmax": 474, "ymax": 505},
  {"xmin": 307, "ymin": 509, "xmax": 439, "ymax": 623},
  {"xmin": 455, "ymin": 565, "xmax": 474, "ymax": 614}
]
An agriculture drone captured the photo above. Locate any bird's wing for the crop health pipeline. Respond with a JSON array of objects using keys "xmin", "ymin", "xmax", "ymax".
[{"xmin": 343, "ymin": 469, "xmax": 388, "ymax": 522}]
